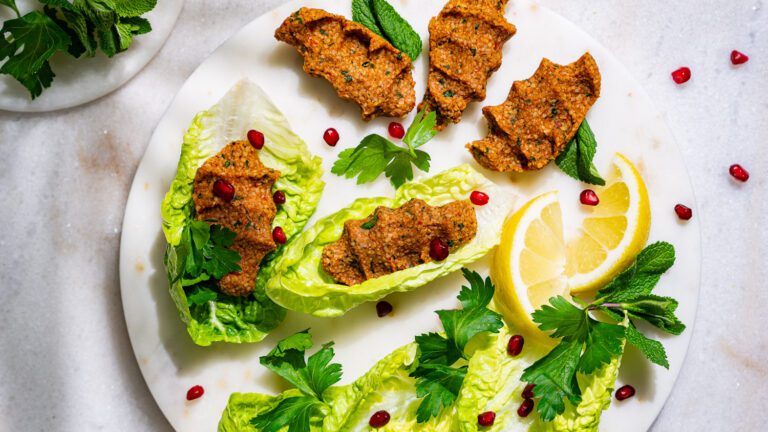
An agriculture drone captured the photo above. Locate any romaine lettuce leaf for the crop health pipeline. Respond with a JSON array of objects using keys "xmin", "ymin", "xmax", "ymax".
[
  {"xmin": 266, "ymin": 165, "xmax": 515, "ymax": 317},
  {"xmin": 161, "ymin": 79, "xmax": 325, "ymax": 345}
]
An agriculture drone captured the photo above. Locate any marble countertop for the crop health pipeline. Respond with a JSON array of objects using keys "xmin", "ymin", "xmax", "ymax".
[{"xmin": 0, "ymin": 0, "xmax": 766, "ymax": 430}]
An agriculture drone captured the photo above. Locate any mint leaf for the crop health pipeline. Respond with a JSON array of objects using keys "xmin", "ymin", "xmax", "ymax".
[
  {"xmin": 625, "ymin": 323, "xmax": 669, "ymax": 369},
  {"xmin": 0, "ymin": 11, "xmax": 71, "ymax": 98},
  {"xmin": 521, "ymin": 339, "xmax": 583, "ymax": 422},
  {"xmin": 371, "ymin": 0, "xmax": 422, "ymax": 61},
  {"xmin": 622, "ymin": 295, "xmax": 686, "ymax": 335},
  {"xmin": 331, "ymin": 108, "xmax": 436, "ymax": 188},
  {"xmin": 112, "ymin": 0, "xmax": 156, "ymax": 18},
  {"xmin": 186, "ymin": 286, "xmax": 218, "ymax": 306},
  {"xmin": 598, "ymin": 242, "xmax": 676, "ymax": 303},
  {"xmin": 412, "ymin": 363, "xmax": 466, "ymax": 423},
  {"xmin": 250, "ymin": 396, "xmax": 321, "ymax": 432},
  {"xmin": 351, "ymin": 0, "xmax": 383, "ymax": 37},
  {"xmin": 555, "ymin": 120, "xmax": 605, "ymax": 186}
]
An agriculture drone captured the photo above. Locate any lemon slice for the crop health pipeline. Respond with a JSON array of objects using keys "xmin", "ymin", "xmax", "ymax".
[
  {"xmin": 492, "ymin": 154, "xmax": 650, "ymax": 341},
  {"xmin": 566, "ymin": 153, "xmax": 650, "ymax": 293},
  {"xmin": 493, "ymin": 191, "xmax": 567, "ymax": 344}
]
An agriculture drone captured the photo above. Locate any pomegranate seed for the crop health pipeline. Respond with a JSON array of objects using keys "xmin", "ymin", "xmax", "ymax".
[
  {"xmin": 272, "ymin": 227, "xmax": 287, "ymax": 244},
  {"xmin": 674, "ymin": 204, "xmax": 693, "ymax": 221},
  {"xmin": 517, "ymin": 399, "xmax": 534, "ymax": 417},
  {"xmin": 580, "ymin": 189, "xmax": 599, "ymax": 206},
  {"xmin": 522, "ymin": 383, "xmax": 536, "ymax": 399},
  {"xmin": 369, "ymin": 410, "xmax": 391, "ymax": 428},
  {"xmin": 477, "ymin": 411, "xmax": 496, "ymax": 427},
  {"xmin": 730, "ymin": 50, "xmax": 749, "ymax": 65},
  {"xmin": 615, "ymin": 384, "xmax": 636, "ymax": 401},
  {"xmin": 507, "ymin": 335, "xmax": 524, "ymax": 356},
  {"xmin": 213, "ymin": 179, "xmax": 235, "ymax": 202},
  {"xmin": 388, "ymin": 122, "xmax": 405, "ymax": 139},
  {"xmin": 470, "ymin": 191, "xmax": 489, "ymax": 206},
  {"xmin": 247, "ymin": 130, "xmax": 265, "ymax": 149},
  {"xmin": 729, "ymin": 164, "xmax": 750, "ymax": 182},
  {"xmin": 376, "ymin": 301, "xmax": 393, "ymax": 317},
  {"xmin": 671, "ymin": 67, "xmax": 691, "ymax": 84},
  {"xmin": 323, "ymin": 128, "xmax": 340, "ymax": 146},
  {"xmin": 186, "ymin": 385, "xmax": 204, "ymax": 401},
  {"xmin": 273, "ymin": 190, "xmax": 287, "ymax": 205},
  {"xmin": 429, "ymin": 238, "xmax": 450, "ymax": 261}
]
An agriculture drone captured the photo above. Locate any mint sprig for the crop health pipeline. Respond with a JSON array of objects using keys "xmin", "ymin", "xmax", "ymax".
[
  {"xmin": 555, "ymin": 120, "xmax": 606, "ymax": 185},
  {"xmin": 522, "ymin": 241, "xmax": 685, "ymax": 421},
  {"xmin": 351, "ymin": 0, "xmax": 422, "ymax": 61}
]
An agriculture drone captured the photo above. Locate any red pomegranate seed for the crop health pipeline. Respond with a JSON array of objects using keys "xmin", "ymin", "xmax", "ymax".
[
  {"xmin": 376, "ymin": 301, "xmax": 393, "ymax": 317},
  {"xmin": 477, "ymin": 411, "xmax": 496, "ymax": 427},
  {"xmin": 272, "ymin": 227, "xmax": 287, "ymax": 244},
  {"xmin": 522, "ymin": 383, "xmax": 536, "ymax": 399},
  {"xmin": 388, "ymin": 122, "xmax": 405, "ymax": 139},
  {"xmin": 580, "ymin": 189, "xmax": 599, "ymax": 206},
  {"xmin": 671, "ymin": 67, "xmax": 691, "ymax": 84},
  {"xmin": 517, "ymin": 399, "xmax": 534, "ymax": 417},
  {"xmin": 186, "ymin": 385, "xmax": 204, "ymax": 401},
  {"xmin": 429, "ymin": 238, "xmax": 450, "ymax": 261},
  {"xmin": 323, "ymin": 128, "xmax": 340, "ymax": 146},
  {"xmin": 273, "ymin": 190, "xmax": 287, "ymax": 205},
  {"xmin": 507, "ymin": 335, "xmax": 524, "ymax": 356},
  {"xmin": 470, "ymin": 191, "xmax": 490, "ymax": 206},
  {"xmin": 213, "ymin": 179, "xmax": 235, "ymax": 202},
  {"xmin": 674, "ymin": 204, "xmax": 693, "ymax": 221},
  {"xmin": 615, "ymin": 384, "xmax": 636, "ymax": 401},
  {"xmin": 729, "ymin": 164, "xmax": 750, "ymax": 182},
  {"xmin": 369, "ymin": 410, "xmax": 391, "ymax": 428},
  {"xmin": 247, "ymin": 130, "xmax": 265, "ymax": 149},
  {"xmin": 730, "ymin": 50, "xmax": 749, "ymax": 65}
]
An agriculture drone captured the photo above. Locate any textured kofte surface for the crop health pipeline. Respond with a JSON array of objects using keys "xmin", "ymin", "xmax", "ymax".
[
  {"xmin": 419, "ymin": 0, "xmax": 516, "ymax": 130},
  {"xmin": 468, "ymin": 53, "xmax": 602, "ymax": 172},
  {"xmin": 322, "ymin": 199, "xmax": 477, "ymax": 286},
  {"xmin": 275, "ymin": 8, "xmax": 416, "ymax": 121},
  {"xmin": 193, "ymin": 141, "xmax": 280, "ymax": 296}
]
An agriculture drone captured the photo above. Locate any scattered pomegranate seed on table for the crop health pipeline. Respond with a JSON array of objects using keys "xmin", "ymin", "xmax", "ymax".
[
  {"xmin": 730, "ymin": 50, "xmax": 749, "ymax": 65},
  {"xmin": 272, "ymin": 190, "xmax": 286, "ymax": 205},
  {"xmin": 729, "ymin": 164, "xmax": 750, "ymax": 182},
  {"xmin": 429, "ymin": 238, "xmax": 450, "ymax": 261},
  {"xmin": 376, "ymin": 301, "xmax": 393, "ymax": 317},
  {"xmin": 615, "ymin": 384, "xmax": 636, "ymax": 401},
  {"xmin": 522, "ymin": 383, "xmax": 536, "ymax": 399},
  {"xmin": 213, "ymin": 179, "xmax": 235, "ymax": 202},
  {"xmin": 247, "ymin": 129, "xmax": 265, "ymax": 149},
  {"xmin": 477, "ymin": 411, "xmax": 496, "ymax": 427},
  {"xmin": 674, "ymin": 204, "xmax": 693, "ymax": 221},
  {"xmin": 580, "ymin": 189, "xmax": 600, "ymax": 206},
  {"xmin": 470, "ymin": 191, "xmax": 489, "ymax": 206},
  {"xmin": 671, "ymin": 67, "xmax": 692, "ymax": 84},
  {"xmin": 517, "ymin": 398, "xmax": 534, "ymax": 417},
  {"xmin": 186, "ymin": 385, "xmax": 204, "ymax": 401},
  {"xmin": 272, "ymin": 227, "xmax": 287, "ymax": 244},
  {"xmin": 388, "ymin": 122, "xmax": 405, "ymax": 139},
  {"xmin": 369, "ymin": 410, "xmax": 391, "ymax": 428},
  {"xmin": 507, "ymin": 334, "xmax": 524, "ymax": 356},
  {"xmin": 323, "ymin": 128, "xmax": 340, "ymax": 146}
]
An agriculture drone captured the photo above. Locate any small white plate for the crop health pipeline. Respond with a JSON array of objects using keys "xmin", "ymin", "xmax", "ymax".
[
  {"xmin": 120, "ymin": 0, "xmax": 701, "ymax": 430},
  {"xmin": 0, "ymin": 0, "xmax": 183, "ymax": 112}
]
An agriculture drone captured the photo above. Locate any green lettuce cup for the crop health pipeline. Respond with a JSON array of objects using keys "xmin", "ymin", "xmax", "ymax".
[
  {"xmin": 161, "ymin": 79, "xmax": 325, "ymax": 346},
  {"xmin": 265, "ymin": 164, "xmax": 516, "ymax": 317}
]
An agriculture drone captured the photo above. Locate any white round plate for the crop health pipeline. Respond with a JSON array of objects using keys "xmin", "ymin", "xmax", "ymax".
[
  {"xmin": 120, "ymin": 0, "xmax": 700, "ymax": 431},
  {"xmin": 0, "ymin": 0, "xmax": 183, "ymax": 112}
]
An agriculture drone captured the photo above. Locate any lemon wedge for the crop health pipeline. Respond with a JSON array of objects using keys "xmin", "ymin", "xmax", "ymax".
[{"xmin": 492, "ymin": 154, "xmax": 650, "ymax": 341}]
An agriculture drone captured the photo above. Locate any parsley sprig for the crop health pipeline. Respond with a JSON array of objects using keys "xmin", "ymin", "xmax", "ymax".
[
  {"xmin": 0, "ymin": 0, "xmax": 156, "ymax": 98},
  {"xmin": 522, "ymin": 242, "xmax": 685, "ymax": 421},
  {"xmin": 555, "ymin": 120, "xmax": 606, "ymax": 186},
  {"xmin": 251, "ymin": 330, "xmax": 343, "ymax": 432},
  {"xmin": 410, "ymin": 269, "xmax": 503, "ymax": 423},
  {"xmin": 332, "ymin": 107, "xmax": 438, "ymax": 188}
]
